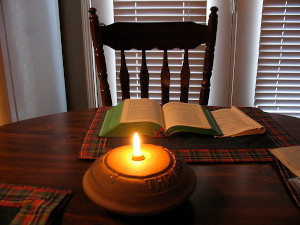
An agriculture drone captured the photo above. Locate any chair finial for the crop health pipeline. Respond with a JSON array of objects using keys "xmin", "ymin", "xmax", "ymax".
[
  {"xmin": 210, "ymin": 6, "xmax": 218, "ymax": 13},
  {"xmin": 88, "ymin": 7, "xmax": 97, "ymax": 15}
]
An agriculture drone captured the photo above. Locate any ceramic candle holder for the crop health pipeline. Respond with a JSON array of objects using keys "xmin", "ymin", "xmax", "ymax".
[{"xmin": 83, "ymin": 144, "xmax": 196, "ymax": 216}]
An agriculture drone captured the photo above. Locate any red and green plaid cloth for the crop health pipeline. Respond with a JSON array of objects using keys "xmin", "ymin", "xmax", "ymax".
[
  {"xmin": 79, "ymin": 107, "xmax": 298, "ymax": 162},
  {"xmin": 0, "ymin": 183, "xmax": 71, "ymax": 225}
]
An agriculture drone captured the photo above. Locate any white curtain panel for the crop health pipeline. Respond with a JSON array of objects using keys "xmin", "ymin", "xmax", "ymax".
[{"xmin": 1, "ymin": 0, "xmax": 67, "ymax": 121}]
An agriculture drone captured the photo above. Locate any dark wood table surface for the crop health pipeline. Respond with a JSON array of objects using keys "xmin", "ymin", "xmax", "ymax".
[{"xmin": 0, "ymin": 108, "xmax": 299, "ymax": 224}]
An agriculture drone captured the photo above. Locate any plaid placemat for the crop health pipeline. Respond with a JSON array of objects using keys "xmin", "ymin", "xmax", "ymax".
[
  {"xmin": 0, "ymin": 183, "xmax": 71, "ymax": 225},
  {"xmin": 275, "ymin": 159, "xmax": 300, "ymax": 208},
  {"xmin": 79, "ymin": 107, "xmax": 298, "ymax": 162}
]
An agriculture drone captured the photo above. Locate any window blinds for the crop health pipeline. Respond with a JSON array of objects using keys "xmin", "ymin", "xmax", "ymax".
[
  {"xmin": 113, "ymin": 0, "xmax": 207, "ymax": 104},
  {"xmin": 255, "ymin": 0, "xmax": 300, "ymax": 117}
]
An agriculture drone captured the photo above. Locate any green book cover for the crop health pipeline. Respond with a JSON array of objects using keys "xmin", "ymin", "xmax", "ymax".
[{"xmin": 99, "ymin": 100, "xmax": 163, "ymax": 137}]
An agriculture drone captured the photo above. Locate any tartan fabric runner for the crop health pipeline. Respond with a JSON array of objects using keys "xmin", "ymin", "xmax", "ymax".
[
  {"xmin": 275, "ymin": 159, "xmax": 300, "ymax": 208},
  {"xmin": 0, "ymin": 183, "xmax": 71, "ymax": 225},
  {"xmin": 79, "ymin": 107, "xmax": 298, "ymax": 162}
]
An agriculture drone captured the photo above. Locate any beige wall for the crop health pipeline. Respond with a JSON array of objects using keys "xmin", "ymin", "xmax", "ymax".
[
  {"xmin": 0, "ymin": 41, "xmax": 12, "ymax": 126},
  {"xmin": 0, "ymin": 42, "xmax": 12, "ymax": 125}
]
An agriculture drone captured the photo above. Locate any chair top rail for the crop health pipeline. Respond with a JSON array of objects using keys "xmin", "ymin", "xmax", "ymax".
[{"xmin": 100, "ymin": 22, "xmax": 208, "ymax": 50}]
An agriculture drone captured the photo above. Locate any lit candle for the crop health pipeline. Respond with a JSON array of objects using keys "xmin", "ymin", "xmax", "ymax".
[
  {"xmin": 132, "ymin": 132, "xmax": 145, "ymax": 161},
  {"xmin": 105, "ymin": 132, "xmax": 171, "ymax": 177}
]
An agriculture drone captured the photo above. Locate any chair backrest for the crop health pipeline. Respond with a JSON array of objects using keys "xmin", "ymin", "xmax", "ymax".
[{"xmin": 88, "ymin": 7, "xmax": 218, "ymax": 106}]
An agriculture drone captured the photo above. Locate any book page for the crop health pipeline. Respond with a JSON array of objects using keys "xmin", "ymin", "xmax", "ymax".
[
  {"xmin": 162, "ymin": 102, "xmax": 211, "ymax": 131},
  {"xmin": 120, "ymin": 99, "xmax": 164, "ymax": 128},
  {"xmin": 270, "ymin": 146, "xmax": 300, "ymax": 177},
  {"xmin": 211, "ymin": 106, "xmax": 265, "ymax": 137},
  {"xmin": 231, "ymin": 106, "xmax": 265, "ymax": 129}
]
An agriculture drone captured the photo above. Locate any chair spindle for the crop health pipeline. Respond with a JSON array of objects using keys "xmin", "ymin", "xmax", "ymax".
[
  {"xmin": 161, "ymin": 50, "xmax": 170, "ymax": 105},
  {"xmin": 140, "ymin": 50, "xmax": 149, "ymax": 98},
  {"xmin": 120, "ymin": 50, "xmax": 130, "ymax": 100},
  {"xmin": 180, "ymin": 49, "xmax": 190, "ymax": 103}
]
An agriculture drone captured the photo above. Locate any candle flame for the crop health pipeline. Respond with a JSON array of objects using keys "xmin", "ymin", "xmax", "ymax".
[{"xmin": 132, "ymin": 132, "xmax": 145, "ymax": 161}]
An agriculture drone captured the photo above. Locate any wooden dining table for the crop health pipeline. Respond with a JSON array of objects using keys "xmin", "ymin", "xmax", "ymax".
[{"xmin": 0, "ymin": 108, "xmax": 299, "ymax": 224}]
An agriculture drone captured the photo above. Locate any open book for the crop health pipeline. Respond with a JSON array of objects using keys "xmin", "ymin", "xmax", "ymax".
[
  {"xmin": 211, "ymin": 106, "xmax": 266, "ymax": 137},
  {"xmin": 99, "ymin": 99, "xmax": 222, "ymax": 137}
]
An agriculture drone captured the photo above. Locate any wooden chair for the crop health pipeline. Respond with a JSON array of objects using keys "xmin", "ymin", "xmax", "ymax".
[{"xmin": 88, "ymin": 7, "xmax": 218, "ymax": 106}]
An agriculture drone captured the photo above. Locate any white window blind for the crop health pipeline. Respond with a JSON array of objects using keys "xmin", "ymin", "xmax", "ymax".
[
  {"xmin": 255, "ymin": 0, "xmax": 300, "ymax": 117},
  {"xmin": 113, "ymin": 0, "xmax": 207, "ymax": 104}
]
